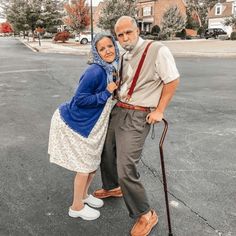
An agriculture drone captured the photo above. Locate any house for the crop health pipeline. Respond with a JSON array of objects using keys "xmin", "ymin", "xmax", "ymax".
[
  {"xmin": 92, "ymin": 0, "xmax": 186, "ymax": 33},
  {"xmin": 136, "ymin": 0, "xmax": 187, "ymax": 33},
  {"xmin": 207, "ymin": 0, "xmax": 236, "ymax": 36}
]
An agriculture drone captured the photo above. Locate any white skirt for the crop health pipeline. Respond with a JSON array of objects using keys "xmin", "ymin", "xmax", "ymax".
[{"xmin": 48, "ymin": 98, "xmax": 113, "ymax": 173}]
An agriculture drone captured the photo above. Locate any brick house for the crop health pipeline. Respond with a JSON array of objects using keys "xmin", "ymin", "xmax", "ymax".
[
  {"xmin": 92, "ymin": 0, "xmax": 186, "ymax": 33},
  {"xmin": 208, "ymin": 0, "xmax": 236, "ymax": 36},
  {"xmin": 136, "ymin": 0, "xmax": 187, "ymax": 33}
]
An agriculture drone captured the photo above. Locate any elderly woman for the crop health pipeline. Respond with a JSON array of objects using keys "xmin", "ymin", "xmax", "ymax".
[{"xmin": 48, "ymin": 33, "xmax": 119, "ymax": 221}]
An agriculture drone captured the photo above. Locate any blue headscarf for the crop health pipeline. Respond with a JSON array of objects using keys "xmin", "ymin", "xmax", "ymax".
[{"xmin": 90, "ymin": 33, "xmax": 120, "ymax": 83}]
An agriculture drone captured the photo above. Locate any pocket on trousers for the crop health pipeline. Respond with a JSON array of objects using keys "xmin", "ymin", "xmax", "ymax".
[{"xmin": 123, "ymin": 110, "xmax": 148, "ymax": 132}]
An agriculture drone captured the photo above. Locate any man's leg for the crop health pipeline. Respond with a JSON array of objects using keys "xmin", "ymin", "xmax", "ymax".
[
  {"xmin": 116, "ymin": 109, "xmax": 151, "ymax": 218},
  {"xmin": 94, "ymin": 107, "xmax": 122, "ymax": 198},
  {"xmin": 100, "ymin": 110, "xmax": 119, "ymax": 190},
  {"xmin": 115, "ymin": 109, "xmax": 158, "ymax": 235}
]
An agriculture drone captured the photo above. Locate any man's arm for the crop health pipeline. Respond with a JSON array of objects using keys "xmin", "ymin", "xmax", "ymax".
[{"xmin": 146, "ymin": 78, "xmax": 179, "ymax": 124}]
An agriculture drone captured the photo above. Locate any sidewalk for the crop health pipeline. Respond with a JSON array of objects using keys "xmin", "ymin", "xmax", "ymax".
[
  {"xmin": 20, "ymin": 38, "xmax": 91, "ymax": 55},
  {"xmin": 19, "ymin": 37, "xmax": 236, "ymax": 58}
]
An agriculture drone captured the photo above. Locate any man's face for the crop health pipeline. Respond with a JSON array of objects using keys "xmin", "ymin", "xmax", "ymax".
[{"xmin": 115, "ymin": 20, "xmax": 139, "ymax": 51}]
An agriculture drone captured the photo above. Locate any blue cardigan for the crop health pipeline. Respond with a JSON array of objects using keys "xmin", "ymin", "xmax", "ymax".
[{"xmin": 59, "ymin": 64, "xmax": 112, "ymax": 138}]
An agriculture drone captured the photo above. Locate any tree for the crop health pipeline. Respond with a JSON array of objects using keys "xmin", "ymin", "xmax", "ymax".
[
  {"xmin": 187, "ymin": 0, "xmax": 218, "ymax": 29},
  {"xmin": 3, "ymin": 0, "xmax": 29, "ymax": 36},
  {"xmin": 160, "ymin": 5, "xmax": 186, "ymax": 39},
  {"xmin": 0, "ymin": 5, "xmax": 5, "ymax": 18},
  {"xmin": 0, "ymin": 22, "xmax": 13, "ymax": 33},
  {"xmin": 186, "ymin": 7, "xmax": 200, "ymax": 30},
  {"xmin": 25, "ymin": 0, "xmax": 42, "ymax": 34},
  {"xmin": 205, "ymin": 0, "xmax": 220, "ymax": 10},
  {"xmin": 98, "ymin": 0, "xmax": 136, "ymax": 34},
  {"xmin": 63, "ymin": 0, "xmax": 90, "ymax": 33},
  {"xmin": 224, "ymin": 16, "xmax": 236, "ymax": 32},
  {"xmin": 41, "ymin": 0, "xmax": 63, "ymax": 33},
  {"xmin": 1, "ymin": 0, "xmax": 63, "ymax": 37}
]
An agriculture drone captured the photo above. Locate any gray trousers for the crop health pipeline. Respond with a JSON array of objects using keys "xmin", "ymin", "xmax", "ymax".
[{"xmin": 100, "ymin": 106, "xmax": 151, "ymax": 218}]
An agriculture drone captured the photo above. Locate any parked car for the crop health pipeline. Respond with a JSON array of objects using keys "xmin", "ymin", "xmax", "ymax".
[
  {"xmin": 204, "ymin": 28, "xmax": 227, "ymax": 39},
  {"xmin": 75, "ymin": 31, "xmax": 94, "ymax": 44},
  {"xmin": 42, "ymin": 32, "xmax": 54, "ymax": 39}
]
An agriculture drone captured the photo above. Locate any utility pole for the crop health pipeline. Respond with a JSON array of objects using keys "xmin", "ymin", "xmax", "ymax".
[{"xmin": 90, "ymin": 0, "xmax": 93, "ymax": 41}]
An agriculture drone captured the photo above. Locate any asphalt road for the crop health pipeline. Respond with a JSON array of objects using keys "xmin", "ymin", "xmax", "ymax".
[{"xmin": 0, "ymin": 37, "xmax": 236, "ymax": 236}]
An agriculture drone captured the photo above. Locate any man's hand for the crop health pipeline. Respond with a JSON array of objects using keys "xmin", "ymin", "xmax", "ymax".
[
  {"xmin": 146, "ymin": 109, "xmax": 163, "ymax": 124},
  {"xmin": 146, "ymin": 78, "xmax": 179, "ymax": 124}
]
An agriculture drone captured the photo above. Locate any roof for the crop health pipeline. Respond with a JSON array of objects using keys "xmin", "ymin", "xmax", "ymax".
[{"xmin": 208, "ymin": 2, "xmax": 234, "ymax": 18}]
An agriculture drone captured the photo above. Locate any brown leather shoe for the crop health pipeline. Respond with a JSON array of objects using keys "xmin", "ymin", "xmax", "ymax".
[
  {"xmin": 93, "ymin": 187, "xmax": 123, "ymax": 199},
  {"xmin": 130, "ymin": 210, "xmax": 158, "ymax": 236}
]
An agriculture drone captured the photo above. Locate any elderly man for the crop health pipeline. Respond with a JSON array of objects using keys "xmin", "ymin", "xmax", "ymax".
[{"xmin": 94, "ymin": 16, "xmax": 180, "ymax": 236}]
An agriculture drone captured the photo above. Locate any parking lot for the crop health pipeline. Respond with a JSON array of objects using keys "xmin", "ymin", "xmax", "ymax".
[{"xmin": 0, "ymin": 37, "xmax": 236, "ymax": 236}]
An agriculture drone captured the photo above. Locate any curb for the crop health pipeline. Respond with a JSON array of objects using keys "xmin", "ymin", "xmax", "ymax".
[
  {"xmin": 18, "ymin": 38, "xmax": 39, "ymax": 52},
  {"xmin": 173, "ymin": 52, "xmax": 236, "ymax": 58},
  {"xmin": 18, "ymin": 39, "xmax": 236, "ymax": 58},
  {"xmin": 18, "ymin": 39, "xmax": 89, "ymax": 56}
]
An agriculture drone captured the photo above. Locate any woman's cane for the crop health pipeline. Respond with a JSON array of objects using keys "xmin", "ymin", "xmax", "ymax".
[{"xmin": 159, "ymin": 119, "xmax": 173, "ymax": 236}]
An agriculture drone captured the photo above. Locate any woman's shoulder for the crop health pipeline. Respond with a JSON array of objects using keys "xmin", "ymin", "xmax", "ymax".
[
  {"xmin": 86, "ymin": 63, "xmax": 106, "ymax": 75},
  {"xmin": 79, "ymin": 63, "xmax": 107, "ymax": 86},
  {"xmin": 82, "ymin": 64, "xmax": 106, "ymax": 84}
]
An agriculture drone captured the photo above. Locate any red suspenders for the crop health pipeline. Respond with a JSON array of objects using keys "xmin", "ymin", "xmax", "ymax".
[{"xmin": 124, "ymin": 41, "xmax": 153, "ymax": 102}]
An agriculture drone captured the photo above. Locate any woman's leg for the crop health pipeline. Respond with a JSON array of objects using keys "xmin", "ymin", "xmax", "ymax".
[
  {"xmin": 83, "ymin": 171, "xmax": 96, "ymax": 199},
  {"xmin": 71, "ymin": 172, "xmax": 89, "ymax": 211}
]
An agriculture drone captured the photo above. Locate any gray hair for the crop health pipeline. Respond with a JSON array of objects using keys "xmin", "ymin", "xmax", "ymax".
[{"xmin": 114, "ymin": 16, "xmax": 138, "ymax": 32}]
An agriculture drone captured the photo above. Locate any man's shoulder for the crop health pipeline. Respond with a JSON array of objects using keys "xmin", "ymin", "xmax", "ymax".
[
  {"xmin": 142, "ymin": 40, "xmax": 165, "ymax": 54},
  {"xmin": 149, "ymin": 40, "xmax": 164, "ymax": 49}
]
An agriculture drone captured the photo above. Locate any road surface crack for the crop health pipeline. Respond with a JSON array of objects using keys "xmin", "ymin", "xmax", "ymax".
[{"xmin": 141, "ymin": 157, "xmax": 224, "ymax": 236}]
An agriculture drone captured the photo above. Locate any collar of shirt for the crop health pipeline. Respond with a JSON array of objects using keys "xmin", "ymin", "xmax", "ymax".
[{"xmin": 123, "ymin": 37, "xmax": 144, "ymax": 61}]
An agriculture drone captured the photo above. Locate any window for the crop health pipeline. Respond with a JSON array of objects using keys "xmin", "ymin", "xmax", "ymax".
[
  {"xmin": 216, "ymin": 6, "xmax": 221, "ymax": 15},
  {"xmin": 233, "ymin": 1, "xmax": 236, "ymax": 16},
  {"xmin": 215, "ymin": 3, "xmax": 222, "ymax": 15},
  {"xmin": 143, "ymin": 6, "xmax": 152, "ymax": 16}
]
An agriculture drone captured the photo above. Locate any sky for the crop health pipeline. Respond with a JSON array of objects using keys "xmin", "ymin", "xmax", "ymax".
[{"xmin": 92, "ymin": 0, "xmax": 102, "ymax": 6}]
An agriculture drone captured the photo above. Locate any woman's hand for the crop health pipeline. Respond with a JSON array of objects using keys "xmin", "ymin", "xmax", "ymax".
[{"xmin": 107, "ymin": 82, "xmax": 118, "ymax": 93}]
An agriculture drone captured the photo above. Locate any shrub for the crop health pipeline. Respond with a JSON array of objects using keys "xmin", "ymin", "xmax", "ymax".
[
  {"xmin": 141, "ymin": 34, "xmax": 159, "ymax": 40},
  {"xmin": 151, "ymin": 25, "xmax": 160, "ymax": 35},
  {"xmin": 230, "ymin": 32, "xmax": 236, "ymax": 40},
  {"xmin": 175, "ymin": 29, "xmax": 186, "ymax": 39},
  {"xmin": 53, "ymin": 31, "xmax": 70, "ymax": 42},
  {"xmin": 157, "ymin": 32, "xmax": 169, "ymax": 40},
  {"xmin": 176, "ymin": 29, "xmax": 186, "ymax": 39},
  {"xmin": 197, "ymin": 27, "xmax": 205, "ymax": 38}
]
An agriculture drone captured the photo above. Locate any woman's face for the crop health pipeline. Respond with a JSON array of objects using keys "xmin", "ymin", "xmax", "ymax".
[{"xmin": 96, "ymin": 37, "xmax": 116, "ymax": 63}]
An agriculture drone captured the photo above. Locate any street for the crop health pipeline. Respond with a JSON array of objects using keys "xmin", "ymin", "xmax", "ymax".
[{"xmin": 0, "ymin": 37, "xmax": 236, "ymax": 236}]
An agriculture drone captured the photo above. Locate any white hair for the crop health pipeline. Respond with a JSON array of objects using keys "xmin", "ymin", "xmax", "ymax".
[{"xmin": 114, "ymin": 16, "xmax": 138, "ymax": 32}]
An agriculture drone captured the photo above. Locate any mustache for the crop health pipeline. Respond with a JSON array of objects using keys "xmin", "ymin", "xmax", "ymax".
[{"xmin": 123, "ymin": 44, "xmax": 135, "ymax": 51}]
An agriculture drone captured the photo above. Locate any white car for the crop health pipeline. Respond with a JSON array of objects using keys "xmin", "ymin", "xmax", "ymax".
[{"xmin": 75, "ymin": 31, "xmax": 94, "ymax": 44}]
